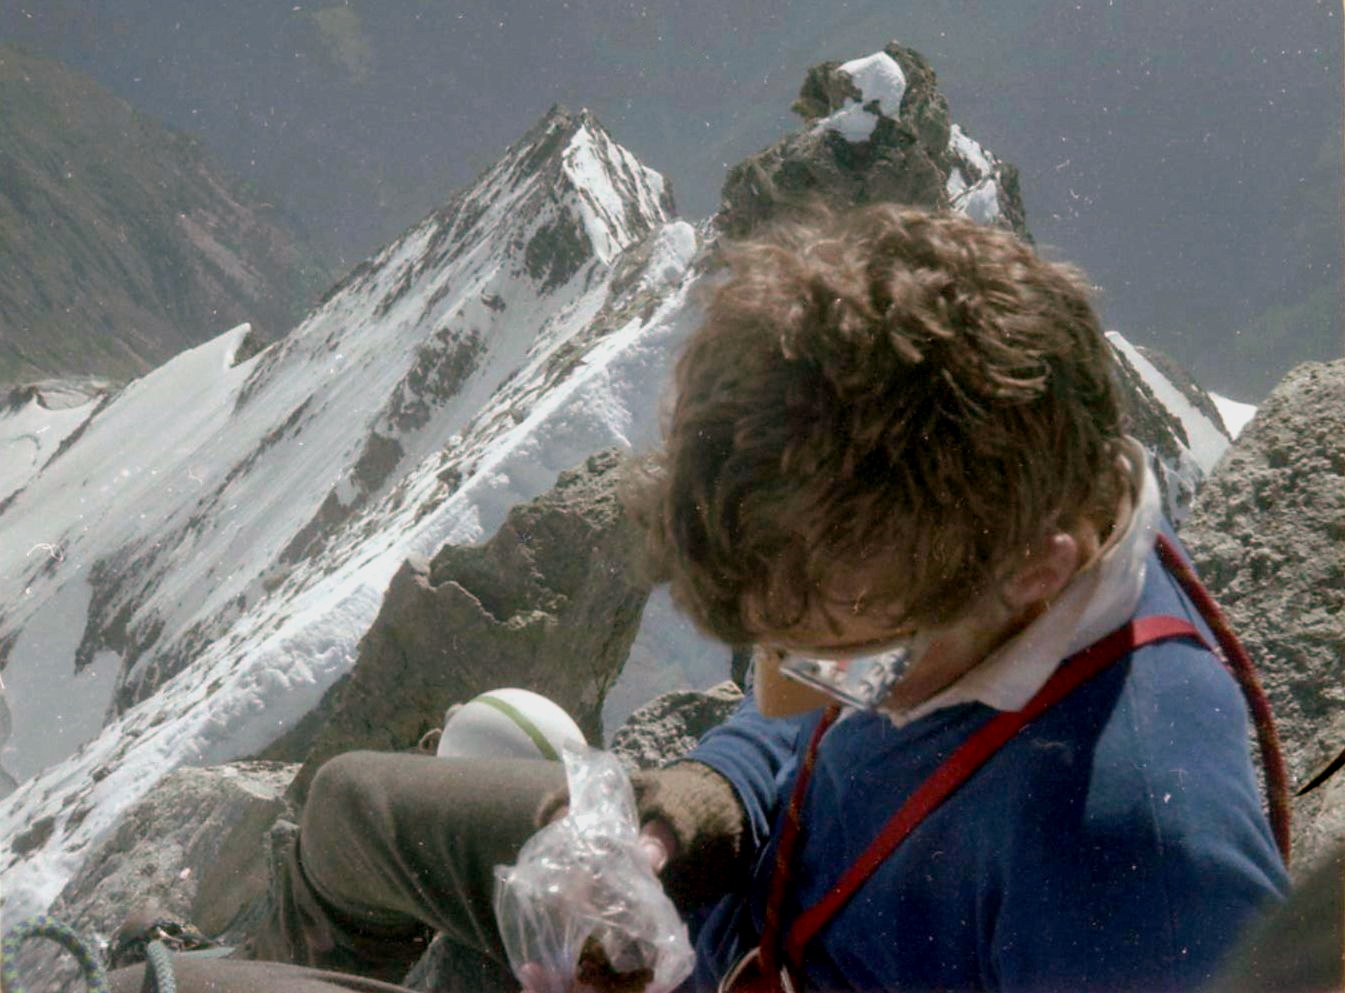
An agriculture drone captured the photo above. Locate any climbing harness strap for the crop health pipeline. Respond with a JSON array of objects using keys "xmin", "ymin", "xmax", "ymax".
[{"xmin": 741, "ymin": 614, "xmax": 1202, "ymax": 993}]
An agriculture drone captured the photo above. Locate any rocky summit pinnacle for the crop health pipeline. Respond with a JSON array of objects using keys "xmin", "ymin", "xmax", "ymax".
[{"xmin": 717, "ymin": 42, "xmax": 1029, "ymax": 241}]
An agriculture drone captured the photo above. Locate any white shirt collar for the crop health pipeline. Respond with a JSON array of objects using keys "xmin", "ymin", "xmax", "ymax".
[{"xmin": 883, "ymin": 438, "xmax": 1161, "ymax": 728}]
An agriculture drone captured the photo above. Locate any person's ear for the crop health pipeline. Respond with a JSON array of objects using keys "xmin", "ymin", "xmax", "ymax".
[{"xmin": 1000, "ymin": 532, "xmax": 1082, "ymax": 613}]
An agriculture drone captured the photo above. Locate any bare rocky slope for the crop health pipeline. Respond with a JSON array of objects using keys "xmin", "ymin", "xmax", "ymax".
[{"xmin": 0, "ymin": 45, "xmax": 334, "ymax": 388}]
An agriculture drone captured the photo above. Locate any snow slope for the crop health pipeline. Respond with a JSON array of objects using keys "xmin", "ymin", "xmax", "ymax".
[
  {"xmin": 0, "ymin": 383, "xmax": 107, "ymax": 506},
  {"xmin": 1108, "ymin": 331, "xmax": 1232, "ymax": 473},
  {"xmin": 1211, "ymin": 392, "xmax": 1258, "ymax": 438},
  {"xmin": 1106, "ymin": 330, "xmax": 1244, "ymax": 520}
]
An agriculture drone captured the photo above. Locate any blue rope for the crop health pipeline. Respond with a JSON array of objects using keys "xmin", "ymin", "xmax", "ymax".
[
  {"xmin": 1, "ymin": 914, "xmax": 178, "ymax": 993},
  {"xmin": 144, "ymin": 941, "xmax": 178, "ymax": 993},
  {"xmin": 1, "ymin": 915, "xmax": 110, "ymax": 993}
]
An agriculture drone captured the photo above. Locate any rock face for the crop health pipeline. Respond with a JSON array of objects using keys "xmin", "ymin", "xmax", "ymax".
[
  {"xmin": 274, "ymin": 449, "xmax": 652, "ymax": 802},
  {"xmin": 717, "ymin": 43, "xmax": 1029, "ymax": 241},
  {"xmin": 608, "ymin": 681, "xmax": 745, "ymax": 770},
  {"xmin": 1181, "ymin": 360, "xmax": 1345, "ymax": 874},
  {"xmin": 12, "ymin": 761, "xmax": 295, "ymax": 993}
]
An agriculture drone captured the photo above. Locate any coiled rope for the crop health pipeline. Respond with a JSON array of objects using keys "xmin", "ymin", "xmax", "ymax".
[{"xmin": 1, "ymin": 914, "xmax": 177, "ymax": 993}]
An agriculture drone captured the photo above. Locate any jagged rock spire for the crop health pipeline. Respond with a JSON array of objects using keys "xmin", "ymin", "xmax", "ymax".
[{"xmin": 717, "ymin": 43, "xmax": 1029, "ymax": 241}]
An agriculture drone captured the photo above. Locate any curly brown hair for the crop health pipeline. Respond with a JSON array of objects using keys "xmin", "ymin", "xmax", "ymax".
[{"xmin": 627, "ymin": 204, "xmax": 1125, "ymax": 646}]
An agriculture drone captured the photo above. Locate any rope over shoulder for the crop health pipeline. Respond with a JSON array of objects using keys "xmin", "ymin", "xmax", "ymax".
[{"xmin": 1155, "ymin": 531, "xmax": 1292, "ymax": 865}]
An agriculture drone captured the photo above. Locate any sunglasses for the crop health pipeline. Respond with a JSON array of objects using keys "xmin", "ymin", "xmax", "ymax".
[{"xmin": 767, "ymin": 638, "xmax": 913, "ymax": 711}]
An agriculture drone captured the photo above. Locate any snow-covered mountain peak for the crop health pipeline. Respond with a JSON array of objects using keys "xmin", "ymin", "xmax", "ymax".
[
  {"xmin": 0, "ymin": 102, "xmax": 698, "ymax": 919},
  {"xmin": 299, "ymin": 105, "xmax": 672, "ymax": 324},
  {"xmin": 555, "ymin": 108, "xmax": 675, "ymax": 265}
]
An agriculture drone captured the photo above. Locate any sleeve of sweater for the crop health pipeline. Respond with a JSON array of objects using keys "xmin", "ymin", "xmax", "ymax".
[{"xmin": 991, "ymin": 637, "xmax": 1289, "ymax": 992}]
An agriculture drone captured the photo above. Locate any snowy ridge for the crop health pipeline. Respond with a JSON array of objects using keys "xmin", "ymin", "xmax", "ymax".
[
  {"xmin": 1107, "ymin": 331, "xmax": 1232, "ymax": 473},
  {"xmin": 946, "ymin": 124, "xmax": 1003, "ymax": 225},
  {"xmin": 1105, "ymin": 331, "xmax": 1238, "ymax": 521},
  {"xmin": 0, "ymin": 109, "xmax": 694, "ymax": 919}
]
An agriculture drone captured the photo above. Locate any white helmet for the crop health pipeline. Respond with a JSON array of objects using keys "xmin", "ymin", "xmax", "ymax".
[{"xmin": 435, "ymin": 687, "xmax": 585, "ymax": 760}]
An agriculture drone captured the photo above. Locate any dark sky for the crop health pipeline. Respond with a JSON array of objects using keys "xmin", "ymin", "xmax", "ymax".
[{"xmin": 2, "ymin": 0, "xmax": 1340, "ymax": 398}]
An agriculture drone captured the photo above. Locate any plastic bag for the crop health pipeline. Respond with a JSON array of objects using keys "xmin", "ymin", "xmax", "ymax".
[{"xmin": 494, "ymin": 744, "xmax": 695, "ymax": 993}]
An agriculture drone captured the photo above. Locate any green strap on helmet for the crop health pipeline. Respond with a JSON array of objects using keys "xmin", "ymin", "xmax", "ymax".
[{"xmin": 476, "ymin": 692, "xmax": 562, "ymax": 761}]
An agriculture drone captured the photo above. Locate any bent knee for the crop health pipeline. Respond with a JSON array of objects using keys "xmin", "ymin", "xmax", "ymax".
[{"xmin": 304, "ymin": 750, "xmax": 391, "ymax": 824}]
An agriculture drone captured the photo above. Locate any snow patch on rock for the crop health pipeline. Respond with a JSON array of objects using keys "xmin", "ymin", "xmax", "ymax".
[
  {"xmin": 815, "ymin": 51, "xmax": 907, "ymax": 143},
  {"xmin": 947, "ymin": 124, "xmax": 1002, "ymax": 225}
]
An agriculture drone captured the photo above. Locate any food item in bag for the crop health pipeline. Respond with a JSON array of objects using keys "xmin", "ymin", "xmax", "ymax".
[
  {"xmin": 576, "ymin": 931, "xmax": 657, "ymax": 993},
  {"xmin": 494, "ymin": 745, "xmax": 694, "ymax": 993}
]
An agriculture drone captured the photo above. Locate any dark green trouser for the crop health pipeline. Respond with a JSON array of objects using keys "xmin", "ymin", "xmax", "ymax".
[{"xmin": 112, "ymin": 751, "xmax": 565, "ymax": 993}]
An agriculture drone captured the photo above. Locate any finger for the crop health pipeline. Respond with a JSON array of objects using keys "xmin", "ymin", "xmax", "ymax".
[
  {"xmin": 637, "ymin": 820, "xmax": 675, "ymax": 874},
  {"xmin": 519, "ymin": 961, "xmax": 555, "ymax": 993}
]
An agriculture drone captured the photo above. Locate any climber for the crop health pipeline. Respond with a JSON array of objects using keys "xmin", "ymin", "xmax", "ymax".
[{"xmin": 108, "ymin": 204, "xmax": 1288, "ymax": 993}]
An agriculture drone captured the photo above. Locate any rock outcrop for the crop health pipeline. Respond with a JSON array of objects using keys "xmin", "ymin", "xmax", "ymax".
[
  {"xmin": 608, "ymin": 681, "xmax": 744, "ymax": 770},
  {"xmin": 1181, "ymin": 360, "xmax": 1345, "ymax": 875},
  {"xmin": 717, "ymin": 43, "xmax": 1029, "ymax": 241},
  {"xmin": 271, "ymin": 449, "xmax": 652, "ymax": 802},
  {"xmin": 13, "ymin": 761, "xmax": 295, "ymax": 993}
]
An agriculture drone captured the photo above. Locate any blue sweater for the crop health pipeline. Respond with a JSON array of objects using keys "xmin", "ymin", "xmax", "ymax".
[{"xmin": 686, "ymin": 539, "xmax": 1288, "ymax": 992}]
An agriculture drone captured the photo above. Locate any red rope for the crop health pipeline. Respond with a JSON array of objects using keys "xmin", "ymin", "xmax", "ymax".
[{"xmin": 1155, "ymin": 532, "xmax": 1292, "ymax": 865}]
